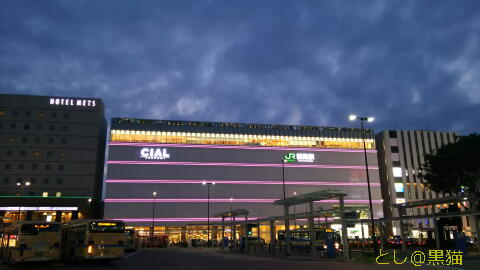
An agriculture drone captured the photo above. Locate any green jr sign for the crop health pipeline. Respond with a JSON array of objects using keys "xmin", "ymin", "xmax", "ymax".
[{"xmin": 283, "ymin": 153, "xmax": 297, "ymax": 162}]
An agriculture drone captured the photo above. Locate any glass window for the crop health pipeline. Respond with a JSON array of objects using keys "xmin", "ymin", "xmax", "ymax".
[
  {"xmin": 43, "ymin": 178, "xmax": 50, "ymax": 184},
  {"xmin": 58, "ymin": 164, "xmax": 64, "ymax": 171},
  {"xmin": 391, "ymin": 146, "xmax": 399, "ymax": 153},
  {"xmin": 25, "ymin": 111, "xmax": 32, "ymax": 117},
  {"xmin": 10, "ymin": 123, "xmax": 16, "ymax": 129},
  {"xmin": 389, "ymin": 130, "xmax": 397, "ymax": 138},
  {"xmin": 18, "ymin": 164, "xmax": 24, "ymax": 170},
  {"xmin": 64, "ymin": 112, "xmax": 69, "ymax": 118},
  {"xmin": 45, "ymin": 164, "xmax": 51, "ymax": 170},
  {"xmin": 48, "ymin": 138, "xmax": 54, "ymax": 144},
  {"xmin": 6, "ymin": 150, "xmax": 13, "ymax": 156},
  {"xmin": 22, "ymin": 137, "xmax": 28, "ymax": 143},
  {"xmin": 20, "ymin": 150, "xmax": 26, "ymax": 156},
  {"xmin": 24, "ymin": 124, "xmax": 30, "ymax": 130},
  {"xmin": 4, "ymin": 164, "xmax": 11, "ymax": 170},
  {"xmin": 57, "ymin": 178, "xmax": 63, "ymax": 184},
  {"xmin": 13, "ymin": 110, "xmax": 18, "ymax": 116},
  {"xmin": 42, "ymin": 192, "xmax": 48, "ymax": 197},
  {"xmin": 36, "ymin": 124, "xmax": 42, "ymax": 130},
  {"xmin": 33, "ymin": 151, "xmax": 40, "ymax": 157},
  {"xmin": 49, "ymin": 125, "xmax": 55, "ymax": 131},
  {"xmin": 32, "ymin": 164, "xmax": 38, "ymax": 170},
  {"xmin": 21, "ymin": 223, "xmax": 61, "ymax": 234},
  {"xmin": 55, "ymin": 192, "xmax": 61, "ymax": 197},
  {"xmin": 51, "ymin": 112, "xmax": 57, "ymax": 118},
  {"xmin": 61, "ymin": 138, "xmax": 67, "ymax": 144},
  {"xmin": 395, "ymin": 183, "xmax": 404, "ymax": 192},
  {"xmin": 89, "ymin": 222, "xmax": 125, "ymax": 233},
  {"xmin": 62, "ymin": 125, "xmax": 68, "ymax": 131},
  {"xmin": 393, "ymin": 167, "xmax": 403, "ymax": 177},
  {"xmin": 3, "ymin": 177, "xmax": 8, "ymax": 184},
  {"xmin": 35, "ymin": 137, "xmax": 41, "ymax": 143},
  {"xmin": 46, "ymin": 151, "xmax": 52, "ymax": 157}
]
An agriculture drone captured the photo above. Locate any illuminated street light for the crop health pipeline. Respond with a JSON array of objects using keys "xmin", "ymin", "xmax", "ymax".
[
  {"xmin": 151, "ymin": 191, "xmax": 157, "ymax": 237},
  {"xmin": 348, "ymin": 114, "xmax": 378, "ymax": 255}
]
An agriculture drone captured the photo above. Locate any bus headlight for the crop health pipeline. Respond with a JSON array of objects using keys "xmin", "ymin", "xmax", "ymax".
[{"xmin": 334, "ymin": 242, "xmax": 340, "ymax": 249}]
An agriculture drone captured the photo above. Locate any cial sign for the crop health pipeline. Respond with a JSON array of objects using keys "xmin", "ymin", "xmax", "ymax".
[
  {"xmin": 49, "ymin": 98, "xmax": 96, "ymax": 107},
  {"xmin": 140, "ymin": 148, "xmax": 171, "ymax": 160}
]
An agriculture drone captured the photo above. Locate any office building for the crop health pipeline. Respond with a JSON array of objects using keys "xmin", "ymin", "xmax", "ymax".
[{"xmin": 375, "ymin": 130, "xmax": 472, "ymax": 237}]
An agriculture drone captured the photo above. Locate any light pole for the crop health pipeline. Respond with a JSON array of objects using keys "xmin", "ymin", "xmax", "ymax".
[
  {"xmin": 349, "ymin": 114, "xmax": 378, "ymax": 255},
  {"xmin": 202, "ymin": 181, "xmax": 215, "ymax": 247},
  {"xmin": 16, "ymin": 179, "xmax": 31, "ymax": 221},
  {"xmin": 281, "ymin": 160, "xmax": 286, "ymax": 200},
  {"xmin": 293, "ymin": 192, "xmax": 297, "ymax": 228},
  {"xmin": 230, "ymin": 197, "xmax": 234, "ymax": 241},
  {"xmin": 151, "ymin": 191, "xmax": 157, "ymax": 238}
]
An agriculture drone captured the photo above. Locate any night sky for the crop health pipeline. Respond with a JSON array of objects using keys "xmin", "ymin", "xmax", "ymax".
[{"xmin": 1, "ymin": 1, "xmax": 480, "ymax": 134}]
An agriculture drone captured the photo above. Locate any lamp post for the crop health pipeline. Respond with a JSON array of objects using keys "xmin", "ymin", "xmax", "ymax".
[
  {"xmin": 151, "ymin": 191, "xmax": 157, "ymax": 238},
  {"xmin": 203, "ymin": 181, "xmax": 215, "ymax": 247},
  {"xmin": 281, "ymin": 160, "xmax": 286, "ymax": 200},
  {"xmin": 349, "ymin": 114, "xmax": 378, "ymax": 255},
  {"xmin": 293, "ymin": 192, "xmax": 297, "ymax": 228},
  {"xmin": 88, "ymin": 198, "xmax": 93, "ymax": 219},
  {"xmin": 16, "ymin": 178, "xmax": 31, "ymax": 221}
]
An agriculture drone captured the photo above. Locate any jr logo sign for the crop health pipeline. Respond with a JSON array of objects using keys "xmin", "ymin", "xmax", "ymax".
[{"xmin": 140, "ymin": 148, "xmax": 171, "ymax": 160}]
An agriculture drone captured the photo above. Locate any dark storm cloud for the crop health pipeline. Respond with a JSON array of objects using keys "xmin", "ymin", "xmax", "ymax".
[{"xmin": 1, "ymin": 0, "xmax": 479, "ymax": 134}]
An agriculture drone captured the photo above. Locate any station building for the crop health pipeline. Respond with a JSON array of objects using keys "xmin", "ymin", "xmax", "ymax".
[
  {"xmin": 105, "ymin": 118, "xmax": 383, "ymax": 242},
  {"xmin": 0, "ymin": 94, "xmax": 106, "ymax": 224}
]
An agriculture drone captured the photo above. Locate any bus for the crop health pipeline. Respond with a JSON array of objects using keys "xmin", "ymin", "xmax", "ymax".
[
  {"xmin": 125, "ymin": 228, "xmax": 138, "ymax": 251},
  {"xmin": 1, "ymin": 221, "xmax": 62, "ymax": 264},
  {"xmin": 278, "ymin": 229, "xmax": 341, "ymax": 251},
  {"xmin": 62, "ymin": 220, "xmax": 125, "ymax": 261}
]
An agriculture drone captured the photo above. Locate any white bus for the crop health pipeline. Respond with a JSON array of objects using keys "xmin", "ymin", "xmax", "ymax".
[
  {"xmin": 1, "ymin": 221, "xmax": 62, "ymax": 264},
  {"xmin": 62, "ymin": 219, "xmax": 125, "ymax": 261}
]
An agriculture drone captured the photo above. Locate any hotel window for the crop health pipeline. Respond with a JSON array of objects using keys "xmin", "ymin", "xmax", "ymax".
[
  {"xmin": 18, "ymin": 164, "xmax": 24, "ymax": 170},
  {"xmin": 47, "ymin": 151, "xmax": 52, "ymax": 157},
  {"xmin": 0, "ymin": 111, "xmax": 5, "ymax": 117},
  {"xmin": 64, "ymin": 112, "xmax": 70, "ymax": 118},
  {"xmin": 13, "ymin": 110, "xmax": 18, "ymax": 117},
  {"xmin": 36, "ymin": 124, "xmax": 42, "ymax": 130},
  {"xmin": 24, "ymin": 124, "xmax": 30, "ymax": 130},
  {"xmin": 4, "ymin": 164, "xmax": 11, "ymax": 170},
  {"xmin": 43, "ymin": 178, "xmax": 50, "ymax": 184},
  {"xmin": 33, "ymin": 151, "xmax": 40, "ymax": 157},
  {"xmin": 51, "ymin": 112, "xmax": 57, "ymax": 118},
  {"xmin": 49, "ymin": 125, "xmax": 55, "ymax": 131},
  {"xmin": 62, "ymin": 125, "xmax": 68, "ymax": 131},
  {"xmin": 42, "ymin": 192, "xmax": 48, "ymax": 197},
  {"xmin": 8, "ymin": 137, "xmax": 15, "ymax": 142},
  {"xmin": 25, "ymin": 111, "xmax": 32, "ymax": 117},
  {"xmin": 45, "ymin": 164, "xmax": 51, "ymax": 171},
  {"xmin": 22, "ymin": 137, "xmax": 28, "ymax": 143},
  {"xmin": 35, "ymin": 137, "xmax": 41, "ymax": 143},
  {"xmin": 391, "ymin": 146, "xmax": 399, "ymax": 153},
  {"xmin": 48, "ymin": 138, "xmax": 54, "ymax": 144},
  {"xmin": 61, "ymin": 138, "xmax": 67, "ymax": 144},
  {"xmin": 55, "ymin": 192, "xmax": 61, "ymax": 197},
  {"xmin": 38, "ymin": 112, "xmax": 45, "ymax": 118},
  {"xmin": 6, "ymin": 150, "xmax": 13, "ymax": 156},
  {"xmin": 3, "ymin": 177, "xmax": 8, "ymax": 184},
  {"xmin": 30, "ymin": 178, "xmax": 36, "ymax": 184},
  {"xmin": 20, "ymin": 150, "xmax": 26, "ymax": 156},
  {"xmin": 32, "ymin": 164, "xmax": 38, "ymax": 170},
  {"xmin": 57, "ymin": 178, "xmax": 63, "ymax": 184},
  {"xmin": 58, "ymin": 164, "xmax": 64, "ymax": 171},
  {"xmin": 10, "ymin": 123, "xmax": 16, "ymax": 130}
]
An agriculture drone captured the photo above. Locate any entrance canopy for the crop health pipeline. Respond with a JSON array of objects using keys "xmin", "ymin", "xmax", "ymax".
[
  {"xmin": 274, "ymin": 189, "xmax": 347, "ymax": 206},
  {"xmin": 214, "ymin": 209, "xmax": 249, "ymax": 218}
]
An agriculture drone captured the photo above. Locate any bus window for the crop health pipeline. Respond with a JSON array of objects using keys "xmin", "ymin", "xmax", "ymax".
[
  {"xmin": 89, "ymin": 222, "xmax": 125, "ymax": 233},
  {"xmin": 8, "ymin": 233, "xmax": 17, "ymax": 247},
  {"xmin": 21, "ymin": 223, "xmax": 61, "ymax": 235}
]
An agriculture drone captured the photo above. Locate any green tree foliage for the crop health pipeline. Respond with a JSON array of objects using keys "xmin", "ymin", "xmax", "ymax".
[{"xmin": 418, "ymin": 133, "xmax": 480, "ymax": 197}]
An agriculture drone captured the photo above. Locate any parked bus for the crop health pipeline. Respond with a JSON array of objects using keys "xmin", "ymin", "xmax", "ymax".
[
  {"xmin": 62, "ymin": 220, "xmax": 125, "ymax": 261},
  {"xmin": 278, "ymin": 229, "xmax": 341, "ymax": 251},
  {"xmin": 125, "ymin": 228, "xmax": 138, "ymax": 251},
  {"xmin": 1, "ymin": 221, "xmax": 62, "ymax": 264}
]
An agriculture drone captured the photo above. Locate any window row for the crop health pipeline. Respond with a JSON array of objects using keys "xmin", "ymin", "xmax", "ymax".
[
  {"xmin": 3, "ymin": 176, "xmax": 64, "ymax": 185},
  {"xmin": 0, "ymin": 122, "xmax": 69, "ymax": 131},
  {"xmin": 0, "ymin": 110, "xmax": 70, "ymax": 119},
  {"xmin": 4, "ymin": 149, "xmax": 67, "ymax": 158},
  {"xmin": 6, "ymin": 136, "xmax": 68, "ymax": 144},
  {"xmin": 3, "ymin": 163, "xmax": 65, "ymax": 171}
]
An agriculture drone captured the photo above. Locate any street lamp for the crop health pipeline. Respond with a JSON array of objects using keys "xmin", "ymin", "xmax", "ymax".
[
  {"xmin": 281, "ymin": 160, "xmax": 286, "ymax": 200},
  {"xmin": 349, "ymin": 114, "xmax": 378, "ymax": 255},
  {"xmin": 293, "ymin": 192, "xmax": 297, "ymax": 228},
  {"xmin": 202, "ymin": 181, "xmax": 215, "ymax": 247},
  {"xmin": 15, "ymin": 178, "xmax": 31, "ymax": 221},
  {"xmin": 151, "ymin": 191, "xmax": 157, "ymax": 238}
]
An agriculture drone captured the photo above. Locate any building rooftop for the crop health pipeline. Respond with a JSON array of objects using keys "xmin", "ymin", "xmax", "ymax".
[{"xmin": 111, "ymin": 118, "xmax": 374, "ymax": 139}]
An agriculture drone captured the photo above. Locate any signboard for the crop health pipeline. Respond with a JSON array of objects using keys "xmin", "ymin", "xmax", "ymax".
[
  {"xmin": 140, "ymin": 148, "xmax": 171, "ymax": 160},
  {"xmin": 49, "ymin": 97, "xmax": 97, "ymax": 107},
  {"xmin": 283, "ymin": 153, "xmax": 315, "ymax": 163}
]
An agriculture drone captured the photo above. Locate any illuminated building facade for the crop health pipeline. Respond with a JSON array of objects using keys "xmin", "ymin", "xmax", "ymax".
[
  {"xmin": 105, "ymin": 118, "xmax": 383, "ymax": 242},
  {"xmin": 375, "ymin": 130, "xmax": 471, "ymax": 237},
  {"xmin": 0, "ymin": 94, "xmax": 106, "ymax": 223}
]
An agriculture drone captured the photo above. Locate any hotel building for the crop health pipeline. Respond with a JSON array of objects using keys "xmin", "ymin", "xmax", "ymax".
[
  {"xmin": 0, "ymin": 94, "xmax": 106, "ymax": 223},
  {"xmin": 375, "ymin": 130, "xmax": 472, "ymax": 237},
  {"xmin": 105, "ymin": 118, "xmax": 383, "ymax": 242}
]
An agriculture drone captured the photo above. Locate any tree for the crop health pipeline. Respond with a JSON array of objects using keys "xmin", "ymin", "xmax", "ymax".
[{"xmin": 418, "ymin": 133, "xmax": 480, "ymax": 197}]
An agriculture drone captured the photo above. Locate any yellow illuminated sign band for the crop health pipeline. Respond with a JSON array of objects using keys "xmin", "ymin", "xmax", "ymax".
[
  {"xmin": 34, "ymin": 225, "xmax": 50, "ymax": 229},
  {"xmin": 97, "ymin": 223, "xmax": 117, "ymax": 226}
]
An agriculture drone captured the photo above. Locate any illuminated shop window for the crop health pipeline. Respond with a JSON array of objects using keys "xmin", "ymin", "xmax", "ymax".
[
  {"xmin": 392, "ymin": 167, "xmax": 402, "ymax": 177},
  {"xmin": 42, "ymin": 192, "xmax": 48, "ymax": 197},
  {"xmin": 394, "ymin": 183, "xmax": 404, "ymax": 192}
]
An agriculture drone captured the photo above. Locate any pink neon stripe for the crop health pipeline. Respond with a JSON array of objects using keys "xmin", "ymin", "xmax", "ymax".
[
  {"xmin": 105, "ymin": 179, "xmax": 381, "ymax": 187},
  {"xmin": 111, "ymin": 217, "xmax": 264, "ymax": 222},
  {"xmin": 104, "ymin": 198, "xmax": 383, "ymax": 204},
  {"xmin": 106, "ymin": 160, "xmax": 378, "ymax": 170},
  {"xmin": 109, "ymin": 142, "xmax": 377, "ymax": 153}
]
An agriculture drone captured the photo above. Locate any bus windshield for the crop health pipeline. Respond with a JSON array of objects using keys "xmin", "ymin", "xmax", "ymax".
[
  {"xmin": 89, "ymin": 222, "xmax": 125, "ymax": 233},
  {"xmin": 21, "ymin": 223, "xmax": 61, "ymax": 235}
]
